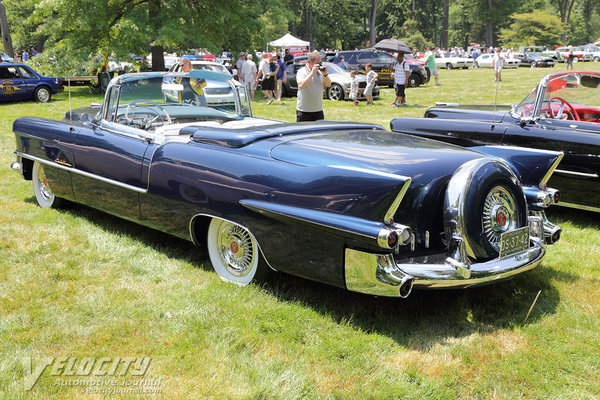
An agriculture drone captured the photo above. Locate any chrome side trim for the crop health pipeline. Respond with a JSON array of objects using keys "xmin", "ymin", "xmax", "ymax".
[
  {"xmin": 554, "ymin": 169, "xmax": 599, "ymax": 179},
  {"xmin": 558, "ymin": 201, "xmax": 600, "ymax": 213},
  {"xmin": 188, "ymin": 213, "xmax": 278, "ymax": 272},
  {"xmin": 540, "ymin": 153, "xmax": 564, "ymax": 187},
  {"xmin": 16, "ymin": 151, "xmax": 148, "ymax": 194}
]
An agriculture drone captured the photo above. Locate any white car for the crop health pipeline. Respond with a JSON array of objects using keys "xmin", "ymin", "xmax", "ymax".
[
  {"xmin": 169, "ymin": 59, "xmax": 232, "ymax": 76},
  {"xmin": 475, "ymin": 54, "xmax": 520, "ymax": 69},
  {"xmin": 434, "ymin": 53, "xmax": 474, "ymax": 69}
]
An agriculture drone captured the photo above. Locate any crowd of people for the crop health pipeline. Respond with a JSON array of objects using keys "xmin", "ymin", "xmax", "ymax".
[{"xmin": 10, "ymin": 47, "xmax": 39, "ymax": 62}]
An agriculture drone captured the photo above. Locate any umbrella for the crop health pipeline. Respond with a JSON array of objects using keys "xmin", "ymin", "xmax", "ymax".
[{"xmin": 374, "ymin": 39, "xmax": 412, "ymax": 54}]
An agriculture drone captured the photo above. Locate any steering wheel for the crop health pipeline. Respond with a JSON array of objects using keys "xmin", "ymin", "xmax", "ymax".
[
  {"xmin": 124, "ymin": 100, "xmax": 172, "ymax": 129},
  {"xmin": 548, "ymin": 97, "xmax": 580, "ymax": 121}
]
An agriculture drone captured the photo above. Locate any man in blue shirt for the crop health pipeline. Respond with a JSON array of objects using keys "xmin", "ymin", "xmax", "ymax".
[{"xmin": 337, "ymin": 56, "xmax": 350, "ymax": 71}]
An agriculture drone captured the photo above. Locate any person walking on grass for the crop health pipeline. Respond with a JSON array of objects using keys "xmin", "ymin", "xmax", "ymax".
[
  {"xmin": 566, "ymin": 50, "xmax": 574, "ymax": 70},
  {"xmin": 349, "ymin": 71, "xmax": 359, "ymax": 106},
  {"xmin": 491, "ymin": 48, "xmax": 504, "ymax": 82},
  {"xmin": 364, "ymin": 63, "xmax": 378, "ymax": 105},
  {"xmin": 241, "ymin": 54, "xmax": 257, "ymax": 100},
  {"xmin": 426, "ymin": 47, "xmax": 440, "ymax": 86},
  {"xmin": 258, "ymin": 53, "xmax": 275, "ymax": 104},
  {"xmin": 391, "ymin": 53, "xmax": 410, "ymax": 107}
]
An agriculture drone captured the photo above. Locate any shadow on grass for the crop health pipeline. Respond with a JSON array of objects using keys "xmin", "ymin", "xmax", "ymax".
[
  {"xmin": 35, "ymin": 196, "xmax": 565, "ymax": 350},
  {"xmin": 546, "ymin": 206, "xmax": 600, "ymax": 230}
]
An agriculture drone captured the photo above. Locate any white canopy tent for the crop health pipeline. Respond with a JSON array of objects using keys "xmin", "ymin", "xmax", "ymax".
[{"xmin": 268, "ymin": 33, "xmax": 310, "ymax": 48}]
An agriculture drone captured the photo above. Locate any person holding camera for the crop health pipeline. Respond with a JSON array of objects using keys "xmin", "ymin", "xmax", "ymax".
[{"xmin": 296, "ymin": 51, "xmax": 331, "ymax": 122}]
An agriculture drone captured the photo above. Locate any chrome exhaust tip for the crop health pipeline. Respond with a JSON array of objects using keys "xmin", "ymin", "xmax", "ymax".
[
  {"xmin": 398, "ymin": 277, "xmax": 414, "ymax": 298},
  {"xmin": 544, "ymin": 224, "xmax": 562, "ymax": 244}
]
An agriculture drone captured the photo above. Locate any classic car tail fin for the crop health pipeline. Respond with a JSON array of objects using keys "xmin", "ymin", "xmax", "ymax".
[{"xmin": 471, "ymin": 145, "xmax": 563, "ymax": 188}]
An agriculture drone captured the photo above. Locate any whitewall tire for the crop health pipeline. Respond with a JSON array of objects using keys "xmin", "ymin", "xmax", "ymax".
[
  {"xmin": 32, "ymin": 161, "xmax": 61, "ymax": 208},
  {"xmin": 207, "ymin": 218, "xmax": 266, "ymax": 286}
]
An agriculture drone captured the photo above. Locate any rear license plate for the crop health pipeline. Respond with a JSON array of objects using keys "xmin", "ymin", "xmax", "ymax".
[{"xmin": 499, "ymin": 226, "xmax": 530, "ymax": 258}]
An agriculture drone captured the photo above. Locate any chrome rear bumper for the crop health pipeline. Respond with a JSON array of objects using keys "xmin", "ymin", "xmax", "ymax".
[{"xmin": 345, "ymin": 238, "xmax": 546, "ymax": 297}]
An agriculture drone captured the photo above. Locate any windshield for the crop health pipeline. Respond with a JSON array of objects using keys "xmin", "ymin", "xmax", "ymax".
[
  {"xmin": 512, "ymin": 87, "xmax": 539, "ymax": 118},
  {"xmin": 513, "ymin": 73, "xmax": 600, "ymax": 121},
  {"xmin": 192, "ymin": 63, "xmax": 229, "ymax": 74},
  {"xmin": 324, "ymin": 62, "xmax": 344, "ymax": 73},
  {"xmin": 105, "ymin": 71, "xmax": 251, "ymax": 131}
]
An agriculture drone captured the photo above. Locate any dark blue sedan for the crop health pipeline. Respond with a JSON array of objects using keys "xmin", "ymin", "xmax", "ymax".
[{"xmin": 0, "ymin": 63, "xmax": 63, "ymax": 102}]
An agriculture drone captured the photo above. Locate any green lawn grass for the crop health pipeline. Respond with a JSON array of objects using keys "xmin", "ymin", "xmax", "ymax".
[{"xmin": 1, "ymin": 64, "xmax": 600, "ymax": 399}]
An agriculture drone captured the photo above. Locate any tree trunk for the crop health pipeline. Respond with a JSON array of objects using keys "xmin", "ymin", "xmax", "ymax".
[
  {"xmin": 149, "ymin": 0, "xmax": 164, "ymax": 71},
  {"xmin": 369, "ymin": 0, "xmax": 378, "ymax": 47},
  {"xmin": 485, "ymin": 0, "xmax": 494, "ymax": 47},
  {"xmin": 441, "ymin": 0, "xmax": 449, "ymax": 49},
  {"xmin": 0, "ymin": 0, "xmax": 14, "ymax": 58},
  {"xmin": 305, "ymin": 5, "xmax": 313, "ymax": 50}
]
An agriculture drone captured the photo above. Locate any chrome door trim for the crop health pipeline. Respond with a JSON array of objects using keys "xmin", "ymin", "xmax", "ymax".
[{"xmin": 16, "ymin": 151, "xmax": 148, "ymax": 194}]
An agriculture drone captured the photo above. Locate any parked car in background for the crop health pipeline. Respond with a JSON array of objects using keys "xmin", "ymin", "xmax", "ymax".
[
  {"xmin": 11, "ymin": 69, "xmax": 561, "ymax": 297},
  {"xmin": 555, "ymin": 46, "xmax": 592, "ymax": 62},
  {"xmin": 282, "ymin": 61, "xmax": 380, "ymax": 101},
  {"xmin": 390, "ymin": 71, "xmax": 600, "ymax": 213},
  {"xmin": 0, "ymin": 63, "xmax": 63, "ymax": 102},
  {"xmin": 475, "ymin": 53, "xmax": 520, "ymax": 68},
  {"xmin": 515, "ymin": 52, "xmax": 555, "ymax": 68},
  {"xmin": 434, "ymin": 53, "xmax": 474, "ymax": 69},
  {"xmin": 169, "ymin": 59, "xmax": 232, "ymax": 76},
  {"xmin": 1, "ymin": 52, "xmax": 14, "ymax": 62},
  {"xmin": 582, "ymin": 47, "xmax": 600, "ymax": 62},
  {"xmin": 332, "ymin": 49, "xmax": 429, "ymax": 87}
]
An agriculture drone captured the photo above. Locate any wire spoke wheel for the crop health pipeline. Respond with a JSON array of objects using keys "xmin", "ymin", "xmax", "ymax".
[
  {"xmin": 207, "ymin": 218, "xmax": 266, "ymax": 285},
  {"xmin": 482, "ymin": 186, "xmax": 519, "ymax": 251}
]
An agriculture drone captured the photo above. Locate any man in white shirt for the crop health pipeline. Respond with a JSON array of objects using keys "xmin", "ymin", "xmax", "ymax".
[
  {"xmin": 391, "ymin": 53, "xmax": 410, "ymax": 107},
  {"xmin": 241, "ymin": 54, "xmax": 258, "ymax": 100},
  {"xmin": 296, "ymin": 51, "xmax": 331, "ymax": 121},
  {"xmin": 491, "ymin": 48, "xmax": 505, "ymax": 82}
]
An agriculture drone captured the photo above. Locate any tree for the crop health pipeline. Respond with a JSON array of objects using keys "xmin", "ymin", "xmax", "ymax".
[
  {"xmin": 4, "ymin": 0, "xmax": 274, "ymax": 75},
  {"xmin": 369, "ymin": 0, "xmax": 378, "ymax": 47},
  {"xmin": 550, "ymin": 0, "xmax": 578, "ymax": 43},
  {"xmin": 499, "ymin": 11, "xmax": 563, "ymax": 47}
]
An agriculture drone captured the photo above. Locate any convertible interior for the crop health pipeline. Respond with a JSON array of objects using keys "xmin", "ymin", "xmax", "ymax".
[{"xmin": 542, "ymin": 74, "xmax": 600, "ymax": 122}]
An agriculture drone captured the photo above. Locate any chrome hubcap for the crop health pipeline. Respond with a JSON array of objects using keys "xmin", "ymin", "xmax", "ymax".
[
  {"xmin": 38, "ymin": 89, "xmax": 50, "ymax": 102},
  {"xmin": 36, "ymin": 165, "xmax": 53, "ymax": 201},
  {"xmin": 216, "ymin": 222, "xmax": 256, "ymax": 277},
  {"xmin": 330, "ymin": 86, "xmax": 342, "ymax": 100},
  {"xmin": 483, "ymin": 186, "xmax": 518, "ymax": 251}
]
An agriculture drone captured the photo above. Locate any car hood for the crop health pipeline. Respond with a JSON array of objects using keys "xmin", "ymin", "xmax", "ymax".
[
  {"xmin": 270, "ymin": 129, "xmax": 483, "ymax": 230},
  {"xmin": 329, "ymin": 72, "xmax": 366, "ymax": 85}
]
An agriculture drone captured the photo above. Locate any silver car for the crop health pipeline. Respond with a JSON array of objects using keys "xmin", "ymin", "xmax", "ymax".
[{"xmin": 283, "ymin": 62, "xmax": 380, "ymax": 101}]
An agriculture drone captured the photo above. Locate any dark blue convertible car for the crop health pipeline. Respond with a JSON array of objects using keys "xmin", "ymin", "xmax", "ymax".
[{"xmin": 11, "ymin": 70, "xmax": 563, "ymax": 298}]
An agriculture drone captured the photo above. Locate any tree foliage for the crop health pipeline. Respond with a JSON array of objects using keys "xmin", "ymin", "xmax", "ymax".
[
  {"xmin": 2, "ymin": 0, "xmax": 600, "ymax": 75},
  {"xmin": 499, "ymin": 11, "xmax": 563, "ymax": 47}
]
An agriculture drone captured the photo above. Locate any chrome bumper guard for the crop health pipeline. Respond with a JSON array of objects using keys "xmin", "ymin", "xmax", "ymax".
[{"xmin": 345, "ymin": 217, "xmax": 557, "ymax": 297}]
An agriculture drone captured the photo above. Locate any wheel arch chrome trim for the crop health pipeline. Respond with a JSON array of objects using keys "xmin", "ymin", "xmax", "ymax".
[{"xmin": 188, "ymin": 213, "xmax": 278, "ymax": 272}]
